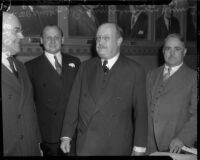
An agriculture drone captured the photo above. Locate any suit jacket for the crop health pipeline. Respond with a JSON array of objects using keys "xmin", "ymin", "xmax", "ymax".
[
  {"xmin": 25, "ymin": 54, "xmax": 80, "ymax": 143},
  {"xmin": 2, "ymin": 59, "xmax": 41, "ymax": 156},
  {"xmin": 156, "ymin": 15, "xmax": 180, "ymax": 40},
  {"xmin": 61, "ymin": 55, "xmax": 148, "ymax": 155},
  {"xmin": 146, "ymin": 64, "xmax": 197, "ymax": 153},
  {"xmin": 118, "ymin": 12, "xmax": 148, "ymax": 39},
  {"xmin": 69, "ymin": 5, "xmax": 99, "ymax": 37}
]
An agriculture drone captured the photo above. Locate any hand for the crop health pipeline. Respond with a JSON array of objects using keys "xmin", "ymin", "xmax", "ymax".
[
  {"xmin": 131, "ymin": 150, "xmax": 145, "ymax": 156},
  {"xmin": 169, "ymin": 138, "xmax": 184, "ymax": 153},
  {"xmin": 60, "ymin": 138, "xmax": 71, "ymax": 154}
]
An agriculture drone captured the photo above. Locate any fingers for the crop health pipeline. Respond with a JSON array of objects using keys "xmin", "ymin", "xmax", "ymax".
[
  {"xmin": 60, "ymin": 140, "xmax": 71, "ymax": 153},
  {"xmin": 169, "ymin": 145, "xmax": 182, "ymax": 153}
]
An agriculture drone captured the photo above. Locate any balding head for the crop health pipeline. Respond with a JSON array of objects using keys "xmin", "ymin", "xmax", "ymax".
[{"xmin": 2, "ymin": 12, "xmax": 24, "ymax": 56}]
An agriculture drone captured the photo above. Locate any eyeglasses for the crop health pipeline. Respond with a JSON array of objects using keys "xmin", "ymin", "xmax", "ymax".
[{"xmin": 96, "ymin": 36, "xmax": 110, "ymax": 42}]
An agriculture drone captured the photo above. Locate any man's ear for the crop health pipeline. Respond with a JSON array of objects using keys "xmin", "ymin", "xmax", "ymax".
[
  {"xmin": 40, "ymin": 37, "xmax": 43, "ymax": 44},
  {"xmin": 62, "ymin": 37, "xmax": 64, "ymax": 44},
  {"xmin": 183, "ymin": 48, "xmax": 187, "ymax": 56},
  {"xmin": 117, "ymin": 37, "xmax": 123, "ymax": 46}
]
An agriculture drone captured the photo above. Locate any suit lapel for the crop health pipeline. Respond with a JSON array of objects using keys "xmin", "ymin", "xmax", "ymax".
[
  {"xmin": 151, "ymin": 66, "xmax": 164, "ymax": 98},
  {"xmin": 2, "ymin": 64, "xmax": 21, "ymax": 93},
  {"xmin": 43, "ymin": 55, "xmax": 62, "ymax": 81},
  {"xmin": 97, "ymin": 55, "xmax": 123, "ymax": 107},
  {"xmin": 88, "ymin": 58, "xmax": 101, "ymax": 104}
]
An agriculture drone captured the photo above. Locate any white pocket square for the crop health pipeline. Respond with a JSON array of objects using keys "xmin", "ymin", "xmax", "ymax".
[{"xmin": 68, "ymin": 63, "xmax": 75, "ymax": 68}]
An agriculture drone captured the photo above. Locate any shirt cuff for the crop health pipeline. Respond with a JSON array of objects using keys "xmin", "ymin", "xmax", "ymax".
[
  {"xmin": 133, "ymin": 146, "xmax": 146, "ymax": 153},
  {"xmin": 60, "ymin": 137, "xmax": 72, "ymax": 141}
]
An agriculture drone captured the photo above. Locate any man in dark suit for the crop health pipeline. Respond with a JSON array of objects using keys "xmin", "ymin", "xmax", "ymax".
[
  {"xmin": 25, "ymin": 25, "xmax": 80, "ymax": 156},
  {"xmin": 68, "ymin": 5, "xmax": 99, "ymax": 37},
  {"xmin": 2, "ymin": 12, "xmax": 41, "ymax": 156},
  {"xmin": 156, "ymin": 5, "xmax": 180, "ymax": 40},
  {"xmin": 117, "ymin": 5, "xmax": 148, "ymax": 39},
  {"xmin": 60, "ymin": 23, "xmax": 148, "ymax": 155},
  {"xmin": 146, "ymin": 34, "xmax": 197, "ymax": 154}
]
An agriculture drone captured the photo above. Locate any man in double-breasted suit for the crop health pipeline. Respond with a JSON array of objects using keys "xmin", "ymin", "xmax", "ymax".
[
  {"xmin": 26, "ymin": 25, "xmax": 80, "ymax": 156},
  {"xmin": 146, "ymin": 34, "xmax": 197, "ymax": 154},
  {"xmin": 60, "ymin": 23, "xmax": 148, "ymax": 156},
  {"xmin": 2, "ymin": 12, "xmax": 41, "ymax": 156}
]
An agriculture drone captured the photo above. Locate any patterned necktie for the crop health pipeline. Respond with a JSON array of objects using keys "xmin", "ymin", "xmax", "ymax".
[
  {"xmin": 7, "ymin": 56, "xmax": 18, "ymax": 78},
  {"xmin": 163, "ymin": 67, "xmax": 172, "ymax": 81},
  {"xmin": 102, "ymin": 60, "xmax": 109, "ymax": 74},
  {"xmin": 54, "ymin": 56, "xmax": 62, "ymax": 75}
]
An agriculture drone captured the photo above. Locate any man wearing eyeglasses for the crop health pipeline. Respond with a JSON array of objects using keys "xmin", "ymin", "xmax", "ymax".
[
  {"xmin": 146, "ymin": 34, "xmax": 197, "ymax": 154},
  {"xmin": 2, "ymin": 12, "xmax": 41, "ymax": 156},
  {"xmin": 60, "ymin": 23, "xmax": 148, "ymax": 155}
]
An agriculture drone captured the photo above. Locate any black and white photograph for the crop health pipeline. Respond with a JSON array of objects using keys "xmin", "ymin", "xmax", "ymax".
[{"xmin": 1, "ymin": 0, "xmax": 197, "ymax": 159}]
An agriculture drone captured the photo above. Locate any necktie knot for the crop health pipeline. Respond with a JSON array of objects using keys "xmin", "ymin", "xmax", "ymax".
[
  {"xmin": 163, "ymin": 66, "xmax": 171, "ymax": 81},
  {"xmin": 7, "ymin": 56, "xmax": 18, "ymax": 78},
  {"xmin": 102, "ymin": 60, "xmax": 109, "ymax": 74},
  {"xmin": 54, "ymin": 56, "xmax": 62, "ymax": 75}
]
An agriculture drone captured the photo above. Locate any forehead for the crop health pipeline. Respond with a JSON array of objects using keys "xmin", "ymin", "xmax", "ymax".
[
  {"xmin": 164, "ymin": 37, "xmax": 183, "ymax": 47},
  {"xmin": 3, "ymin": 14, "xmax": 21, "ymax": 31},
  {"xmin": 43, "ymin": 27, "xmax": 61, "ymax": 37},
  {"xmin": 97, "ymin": 24, "xmax": 115, "ymax": 36}
]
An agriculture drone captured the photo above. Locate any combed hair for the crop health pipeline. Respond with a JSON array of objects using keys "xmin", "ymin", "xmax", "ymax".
[
  {"xmin": 164, "ymin": 33, "xmax": 185, "ymax": 48},
  {"xmin": 41, "ymin": 24, "xmax": 63, "ymax": 37}
]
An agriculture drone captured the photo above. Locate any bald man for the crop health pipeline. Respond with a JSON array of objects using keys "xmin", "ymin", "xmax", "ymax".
[
  {"xmin": 60, "ymin": 23, "xmax": 147, "ymax": 155},
  {"xmin": 2, "ymin": 12, "xmax": 41, "ymax": 156}
]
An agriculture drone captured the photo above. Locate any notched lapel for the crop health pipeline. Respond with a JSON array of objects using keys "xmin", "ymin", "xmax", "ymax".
[
  {"xmin": 2, "ymin": 64, "xmax": 20, "ymax": 91},
  {"xmin": 87, "ymin": 58, "xmax": 101, "ymax": 104},
  {"xmin": 96, "ymin": 56, "xmax": 123, "ymax": 107}
]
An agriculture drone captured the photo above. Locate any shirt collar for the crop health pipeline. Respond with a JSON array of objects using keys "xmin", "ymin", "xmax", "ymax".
[
  {"xmin": 45, "ymin": 51, "xmax": 62, "ymax": 65},
  {"xmin": 164, "ymin": 62, "xmax": 183, "ymax": 75},
  {"xmin": 101, "ymin": 52, "xmax": 120, "ymax": 70}
]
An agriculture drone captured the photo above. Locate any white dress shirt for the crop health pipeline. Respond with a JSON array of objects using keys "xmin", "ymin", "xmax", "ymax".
[
  {"xmin": 2, "ymin": 52, "xmax": 17, "ymax": 72},
  {"xmin": 44, "ymin": 51, "xmax": 62, "ymax": 69},
  {"xmin": 101, "ymin": 52, "xmax": 120, "ymax": 70},
  {"xmin": 164, "ymin": 63, "xmax": 183, "ymax": 77}
]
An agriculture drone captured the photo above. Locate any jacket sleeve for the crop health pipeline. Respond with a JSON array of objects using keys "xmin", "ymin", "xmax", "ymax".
[
  {"xmin": 177, "ymin": 73, "xmax": 197, "ymax": 147},
  {"xmin": 61, "ymin": 63, "xmax": 83, "ymax": 138},
  {"xmin": 133, "ymin": 65, "xmax": 148, "ymax": 148}
]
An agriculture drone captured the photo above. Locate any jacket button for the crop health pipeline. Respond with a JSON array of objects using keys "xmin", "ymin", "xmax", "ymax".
[
  {"xmin": 54, "ymin": 112, "xmax": 57, "ymax": 115},
  {"xmin": 20, "ymin": 135, "xmax": 24, "ymax": 140},
  {"xmin": 8, "ymin": 94, "xmax": 12, "ymax": 99},
  {"xmin": 18, "ymin": 114, "xmax": 21, "ymax": 119}
]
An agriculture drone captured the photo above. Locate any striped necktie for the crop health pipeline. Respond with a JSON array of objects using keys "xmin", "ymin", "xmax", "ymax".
[
  {"xmin": 54, "ymin": 56, "xmax": 62, "ymax": 75},
  {"xmin": 7, "ymin": 56, "xmax": 18, "ymax": 78},
  {"xmin": 163, "ymin": 67, "xmax": 172, "ymax": 81}
]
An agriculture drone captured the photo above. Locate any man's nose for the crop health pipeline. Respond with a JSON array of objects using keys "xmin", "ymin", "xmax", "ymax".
[{"xmin": 18, "ymin": 32, "xmax": 24, "ymax": 39}]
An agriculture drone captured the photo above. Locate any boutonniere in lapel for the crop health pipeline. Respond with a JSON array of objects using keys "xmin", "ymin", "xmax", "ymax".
[{"xmin": 68, "ymin": 63, "xmax": 75, "ymax": 68}]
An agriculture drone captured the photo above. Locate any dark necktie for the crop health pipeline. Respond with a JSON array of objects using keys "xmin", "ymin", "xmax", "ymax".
[
  {"xmin": 102, "ymin": 60, "xmax": 109, "ymax": 74},
  {"xmin": 7, "ymin": 56, "xmax": 18, "ymax": 78},
  {"xmin": 54, "ymin": 56, "xmax": 62, "ymax": 75}
]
